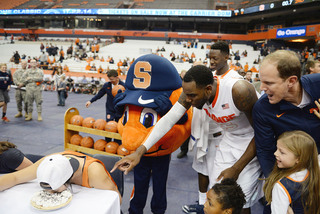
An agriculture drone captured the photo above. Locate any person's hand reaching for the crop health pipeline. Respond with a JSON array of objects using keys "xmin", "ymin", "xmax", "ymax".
[
  {"xmin": 111, "ymin": 146, "xmax": 147, "ymax": 175},
  {"xmin": 313, "ymin": 99, "xmax": 320, "ymax": 119}
]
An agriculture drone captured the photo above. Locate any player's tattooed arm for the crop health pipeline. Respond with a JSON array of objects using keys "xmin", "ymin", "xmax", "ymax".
[{"xmin": 232, "ymin": 80, "xmax": 258, "ymax": 125}]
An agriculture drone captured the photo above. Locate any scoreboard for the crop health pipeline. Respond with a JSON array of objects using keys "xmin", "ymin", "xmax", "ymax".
[{"xmin": 233, "ymin": 0, "xmax": 318, "ymax": 16}]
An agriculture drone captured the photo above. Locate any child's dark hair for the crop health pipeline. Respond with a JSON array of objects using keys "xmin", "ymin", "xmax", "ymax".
[{"xmin": 212, "ymin": 178, "xmax": 246, "ymax": 214}]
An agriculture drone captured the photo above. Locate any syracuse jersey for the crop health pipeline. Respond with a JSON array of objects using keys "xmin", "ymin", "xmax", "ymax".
[
  {"xmin": 207, "ymin": 69, "xmax": 243, "ymax": 137},
  {"xmin": 212, "ymin": 68, "xmax": 243, "ymax": 80},
  {"xmin": 202, "ymin": 76, "xmax": 262, "ymax": 208},
  {"xmin": 203, "ymin": 77, "xmax": 253, "ymax": 150}
]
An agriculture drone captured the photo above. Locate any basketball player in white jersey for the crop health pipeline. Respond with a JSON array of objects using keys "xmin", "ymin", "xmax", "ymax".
[
  {"xmin": 183, "ymin": 41, "xmax": 244, "ymax": 214},
  {"xmin": 112, "ymin": 64, "xmax": 262, "ymax": 213}
]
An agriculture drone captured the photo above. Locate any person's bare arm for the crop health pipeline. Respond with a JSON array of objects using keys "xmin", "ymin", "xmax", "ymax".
[
  {"xmin": 111, "ymin": 92, "xmax": 191, "ymax": 175},
  {"xmin": 217, "ymin": 80, "xmax": 258, "ymax": 181},
  {"xmin": 287, "ymin": 206, "xmax": 294, "ymax": 214},
  {"xmin": 88, "ymin": 162, "xmax": 122, "ymax": 203},
  {"xmin": 15, "ymin": 157, "xmax": 33, "ymax": 171},
  {"xmin": 0, "ymin": 159, "xmax": 43, "ymax": 191}
]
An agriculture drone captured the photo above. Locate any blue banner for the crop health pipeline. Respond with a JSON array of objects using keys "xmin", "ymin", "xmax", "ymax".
[
  {"xmin": 0, "ymin": 8, "xmax": 231, "ymax": 17},
  {"xmin": 276, "ymin": 26, "xmax": 307, "ymax": 38}
]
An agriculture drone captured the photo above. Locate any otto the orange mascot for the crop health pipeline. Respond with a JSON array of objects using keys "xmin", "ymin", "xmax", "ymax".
[{"xmin": 114, "ymin": 54, "xmax": 192, "ymax": 214}]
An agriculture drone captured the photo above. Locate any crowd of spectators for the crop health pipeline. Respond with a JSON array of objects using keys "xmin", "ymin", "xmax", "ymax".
[
  {"xmin": 227, "ymin": 41, "xmax": 320, "ymax": 90},
  {"xmin": 43, "ymin": 74, "xmax": 106, "ymax": 95},
  {"xmin": 6, "ymin": 38, "xmax": 320, "ymax": 99},
  {"xmin": 34, "ymin": 37, "xmax": 133, "ymax": 75}
]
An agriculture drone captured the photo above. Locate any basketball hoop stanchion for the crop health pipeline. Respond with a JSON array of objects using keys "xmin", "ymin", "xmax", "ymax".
[{"xmin": 64, "ymin": 107, "xmax": 123, "ymax": 157}]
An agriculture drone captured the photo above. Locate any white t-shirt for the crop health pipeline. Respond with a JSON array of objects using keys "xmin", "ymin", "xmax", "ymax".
[{"xmin": 297, "ymin": 88, "xmax": 311, "ymax": 108}]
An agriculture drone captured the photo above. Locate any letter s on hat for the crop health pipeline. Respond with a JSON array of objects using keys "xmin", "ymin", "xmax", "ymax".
[{"xmin": 133, "ymin": 61, "xmax": 152, "ymax": 89}]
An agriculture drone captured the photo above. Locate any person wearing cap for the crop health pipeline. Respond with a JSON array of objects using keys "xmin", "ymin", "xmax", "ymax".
[
  {"xmin": 22, "ymin": 59, "xmax": 44, "ymax": 121},
  {"xmin": 12, "ymin": 60, "xmax": 28, "ymax": 118},
  {"xmin": 113, "ymin": 54, "xmax": 191, "ymax": 214},
  {"xmin": 112, "ymin": 64, "xmax": 262, "ymax": 214},
  {"xmin": 0, "ymin": 151, "xmax": 121, "ymax": 203}
]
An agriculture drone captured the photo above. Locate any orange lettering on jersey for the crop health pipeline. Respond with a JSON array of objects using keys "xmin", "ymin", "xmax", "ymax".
[{"xmin": 203, "ymin": 108, "xmax": 235, "ymax": 123}]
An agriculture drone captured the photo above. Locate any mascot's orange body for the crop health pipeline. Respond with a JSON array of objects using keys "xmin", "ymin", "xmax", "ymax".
[
  {"xmin": 114, "ymin": 54, "xmax": 191, "ymax": 213},
  {"xmin": 118, "ymin": 88, "xmax": 192, "ymax": 156}
]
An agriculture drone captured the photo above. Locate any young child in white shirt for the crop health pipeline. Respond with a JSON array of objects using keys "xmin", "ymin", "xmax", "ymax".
[{"xmin": 263, "ymin": 130, "xmax": 320, "ymax": 214}]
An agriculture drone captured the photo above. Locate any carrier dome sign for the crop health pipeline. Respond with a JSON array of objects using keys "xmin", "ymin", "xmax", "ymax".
[
  {"xmin": 276, "ymin": 26, "xmax": 306, "ymax": 38},
  {"xmin": 0, "ymin": 9, "xmax": 231, "ymax": 17}
]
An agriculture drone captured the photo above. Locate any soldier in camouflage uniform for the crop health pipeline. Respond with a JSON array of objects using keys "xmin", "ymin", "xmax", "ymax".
[
  {"xmin": 12, "ymin": 60, "xmax": 28, "ymax": 118},
  {"xmin": 22, "ymin": 59, "xmax": 44, "ymax": 121}
]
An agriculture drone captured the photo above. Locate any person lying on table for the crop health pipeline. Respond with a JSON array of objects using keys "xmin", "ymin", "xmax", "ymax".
[{"xmin": 0, "ymin": 150, "xmax": 121, "ymax": 203}]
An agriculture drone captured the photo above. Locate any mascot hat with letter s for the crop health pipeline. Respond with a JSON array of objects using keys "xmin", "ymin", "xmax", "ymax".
[
  {"xmin": 115, "ymin": 54, "xmax": 192, "ymax": 156},
  {"xmin": 116, "ymin": 54, "xmax": 182, "ymax": 108}
]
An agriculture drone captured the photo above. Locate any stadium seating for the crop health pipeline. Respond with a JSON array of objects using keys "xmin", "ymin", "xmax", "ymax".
[{"xmin": 1, "ymin": 37, "xmax": 261, "ymax": 81}]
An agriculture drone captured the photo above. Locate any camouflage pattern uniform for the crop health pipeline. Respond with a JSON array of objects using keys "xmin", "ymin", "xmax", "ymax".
[
  {"xmin": 22, "ymin": 67, "xmax": 44, "ymax": 119},
  {"xmin": 12, "ymin": 67, "xmax": 27, "ymax": 116}
]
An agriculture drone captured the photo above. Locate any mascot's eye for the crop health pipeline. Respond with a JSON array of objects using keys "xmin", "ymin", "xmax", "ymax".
[
  {"xmin": 140, "ymin": 108, "xmax": 158, "ymax": 128},
  {"xmin": 122, "ymin": 106, "xmax": 129, "ymax": 125}
]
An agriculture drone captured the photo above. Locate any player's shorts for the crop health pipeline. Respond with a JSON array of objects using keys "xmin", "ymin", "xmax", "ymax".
[
  {"xmin": 208, "ymin": 140, "xmax": 263, "ymax": 208},
  {"xmin": 192, "ymin": 135, "xmax": 222, "ymax": 176},
  {"xmin": 0, "ymin": 89, "xmax": 10, "ymax": 103}
]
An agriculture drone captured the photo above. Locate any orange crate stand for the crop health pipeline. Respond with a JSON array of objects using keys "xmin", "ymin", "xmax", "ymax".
[{"xmin": 64, "ymin": 107, "xmax": 123, "ymax": 157}]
